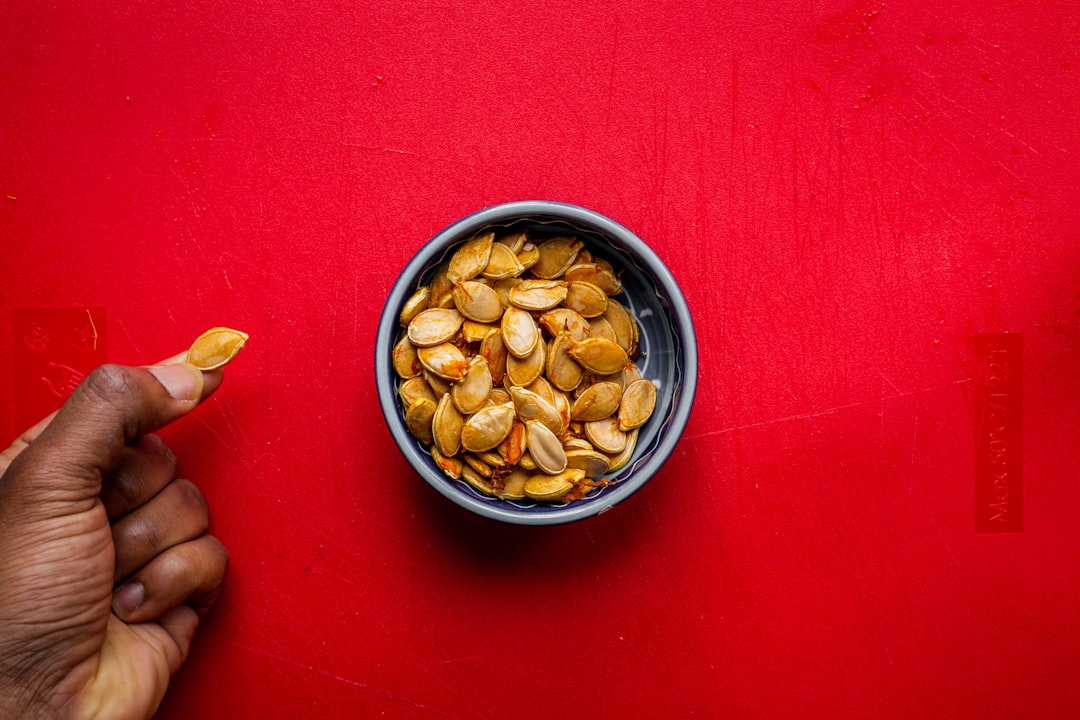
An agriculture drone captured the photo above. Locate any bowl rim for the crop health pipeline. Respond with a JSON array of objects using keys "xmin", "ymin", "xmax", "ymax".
[{"xmin": 375, "ymin": 200, "xmax": 698, "ymax": 525}]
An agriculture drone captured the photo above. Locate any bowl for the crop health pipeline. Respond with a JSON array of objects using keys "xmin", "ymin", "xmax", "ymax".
[{"xmin": 375, "ymin": 200, "xmax": 698, "ymax": 525}]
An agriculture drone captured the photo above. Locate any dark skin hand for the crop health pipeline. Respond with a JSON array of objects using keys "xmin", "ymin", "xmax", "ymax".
[{"xmin": 0, "ymin": 356, "xmax": 230, "ymax": 719}]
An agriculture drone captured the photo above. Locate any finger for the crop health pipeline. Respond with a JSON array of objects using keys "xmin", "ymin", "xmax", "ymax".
[
  {"xmin": 111, "ymin": 479, "xmax": 210, "ymax": 583},
  {"xmin": 112, "ymin": 535, "xmax": 229, "ymax": 624},
  {"xmin": 99, "ymin": 434, "xmax": 179, "ymax": 520},
  {"xmin": 0, "ymin": 351, "xmax": 219, "ymax": 477},
  {"xmin": 5, "ymin": 360, "xmax": 221, "ymax": 513},
  {"xmin": 0, "ymin": 411, "xmax": 57, "ymax": 476},
  {"xmin": 155, "ymin": 604, "xmax": 201, "ymax": 674}
]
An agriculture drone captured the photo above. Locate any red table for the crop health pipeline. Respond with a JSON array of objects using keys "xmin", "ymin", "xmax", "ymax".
[{"xmin": 3, "ymin": 1, "xmax": 1079, "ymax": 717}]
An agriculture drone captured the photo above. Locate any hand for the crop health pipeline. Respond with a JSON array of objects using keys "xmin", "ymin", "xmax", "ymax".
[{"xmin": 0, "ymin": 358, "xmax": 230, "ymax": 720}]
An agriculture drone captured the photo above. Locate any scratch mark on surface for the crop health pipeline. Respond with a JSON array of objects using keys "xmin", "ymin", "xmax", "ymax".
[
  {"xmin": 911, "ymin": 409, "xmax": 920, "ymax": 467},
  {"xmin": 190, "ymin": 413, "xmax": 247, "ymax": 462},
  {"xmin": 877, "ymin": 368, "xmax": 902, "ymax": 396},
  {"xmin": 226, "ymin": 643, "xmax": 472, "ymax": 719},
  {"xmin": 249, "ymin": 420, "xmax": 301, "ymax": 469},
  {"xmin": 685, "ymin": 378, "xmax": 971, "ymax": 440},
  {"xmin": 219, "ymin": 254, "xmax": 233, "ymax": 289},
  {"xmin": 85, "ymin": 309, "xmax": 99, "ymax": 351},
  {"xmin": 113, "ymin": 318, "xmax": 144, "ymax": 359},
  {"xmin": 604, "ymin": 13, "xmax": 619, "ymax": 129}
]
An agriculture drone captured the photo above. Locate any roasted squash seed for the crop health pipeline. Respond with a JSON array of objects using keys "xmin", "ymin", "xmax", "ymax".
[
  {"xmin": 186, "ymin": 327, "xmax": 249, "ymax": 370},
  {"xmin": 394, "ymin": 229, "xmax": 659, "ymax": 504}
]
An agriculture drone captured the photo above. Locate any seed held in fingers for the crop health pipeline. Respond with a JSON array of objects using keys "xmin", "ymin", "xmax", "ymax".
[{"xmin": 186, "ymin": 327, "xmax": 249, "ymax": 370}]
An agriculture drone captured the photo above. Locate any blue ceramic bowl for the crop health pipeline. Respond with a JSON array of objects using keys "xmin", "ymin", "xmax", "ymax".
[{"xmin": 375, "ymin": 201, "xmax": 697, "ymax": 525}]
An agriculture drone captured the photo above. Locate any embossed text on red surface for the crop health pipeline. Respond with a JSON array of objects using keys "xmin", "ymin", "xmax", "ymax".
[{"xmin": 973, "ymin": 333, "xmax": 1023, "ymax": 533}]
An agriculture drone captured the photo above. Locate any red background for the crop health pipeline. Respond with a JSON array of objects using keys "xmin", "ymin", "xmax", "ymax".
[{"xmin": 3, "ymin": 1, "xmax": 1079, "ymax": 718}]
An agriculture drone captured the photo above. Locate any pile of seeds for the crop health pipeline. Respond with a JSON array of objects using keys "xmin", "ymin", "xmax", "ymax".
[{"xmin": 393, "ymin": 230, "xmax": 657, "ymax": 503}]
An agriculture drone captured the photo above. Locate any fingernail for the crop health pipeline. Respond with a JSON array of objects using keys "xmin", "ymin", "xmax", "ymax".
[
  {"xmin": 113, "ymin": 582, "xmax": 145, "ymax": 617},
  {"xmin": 148, "ymin": 362, "xmax": 203, "ymax": 402}
]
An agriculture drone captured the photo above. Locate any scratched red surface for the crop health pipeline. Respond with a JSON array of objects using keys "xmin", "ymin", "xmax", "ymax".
[{"xmin": 2, "ymin": 1, "xmax": 1079, "ymax": 718}]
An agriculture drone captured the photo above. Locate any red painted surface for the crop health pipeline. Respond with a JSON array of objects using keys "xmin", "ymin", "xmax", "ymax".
[
  {"xmin": 13, "ymin": 307, "xmax": 107, "ymax": 425},
  {"xmin": 2, "ymin": 1, "xmax": 1079, "ymax": 717}
]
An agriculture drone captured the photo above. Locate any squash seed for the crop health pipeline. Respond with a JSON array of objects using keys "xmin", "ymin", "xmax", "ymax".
[
  {"xmin": 531, "ymin": 236, "xmax": 584, "ymax": 279},
  {"xmin": 481, "ymin": 242, "xmax": 525, "ymax": 279},
  {"xmin": 492, "ymin": 277, "xmax": 523, "ymax": 309},
  {"xmin": 606, "ymin": 429, "xmax": 639, "ymax": 472},
  {"xmin": 392, "ymin": 334, "xmax": 422, "ymax": 379},
  {"xmin": 407, "ymin": 308, "xmax": 465, "ymax": 347},
  {"xmin": 460, "ymin": 465, "xmax": 495, "ymax": 496},
  {"xmin": 512, "ymin": 450, "xmax": 535, "ymax": 471},
  {"xmin": 498, "ymin": 468, "xmax": 531, "ymax": 500},
  {"xmin": 565, "ymin": 449, "xmax": 611, "ymax": 477},
  {"xmin": 186, "ymin": 327, "xmax": 249, "ymax": 371},
  {"xmin": 495, "ymin": 230, "xmax": 528, "ymax": 254},
  {"xmin": 587, "ymin": 315, "xmax": 618, "ymax": 342},
  {"xmin": 567, "ymin": 337, "xmax": 628, "ymax": 375},
  {"xmin": 432, "ymin": 393, "xmax": 463, "ymax": 457},
  {"xmin": 462, "ymin": 320, "xmax": 497, "ymax": 343},
  {"xmin": 508, "ymin": 279, "xmax": 568, "ymax": 311},
  {"xmin": 399, "ymin": 286, "xmax": 431, "ymax": 325},
  {"xmin": 546, "ymin": 332, "xmax": 585, "ymax": 392},
  {"xmin": 539, "ymin": 308, "xmax": 591, "ymax": 342},
  {"xmin": 399, "ymin": 376, "xmax": 437, "ymax": 407},
  {"xmin": 404, "ymin": 398, "xmax": 437, "ymax": 445},
  {"xmin": 571, "ymin": 381, "xmax": 623, "ymax": 422},
  {"xmin": 525, "ymin": 375, "xmax": 556, "ymax": 406},
  {"xmin": 460, "ymin": 403, "xmax": 516, "ymax": 452},
  {"xmin": 432, "ymin": 446, "xmax": 463, "ymax": 479},
  {"xmin": 621, "ymin": 362, "xmax": 643, "ymax": 386},
  {"xmin": 563, "ymin": 281, "xmax": 608, "ymax": 318},
  {"xmin": 452, "ymin": 281, "xmax": 503, "ymax": 323},
  {"xmin": 525, "ymin": 420, "xmax": 567, "ymax": 474},
  {"xmin": 551, "ymin": 388, "xmax": 573, "ymax": 434},
  {"xmin": 479, "ymin": 329, "xmax": 508, "ymax": 386},
  {"xmin": 584, "ymin": 416, "xmax": 627, "ymax": 454},
  {"xmin": 422, "ymin": 369, "xmax": 452, "ymax": 398},
  {"xmin": 501, "ymin": 306, "xmax": 539, "ymax": 359},
  {"xmin": 417, "ymin": 343, "xmax": 469, "ymax": 381},
  {"xmin": 602, "ymin": 298, "xmax": 637, "ymax": 356},
  {"xmin": 618, "ymin": 378, "xmax": 657, "ymax": 431},
  {"xmin": 516, "ymin": 242, "xmax": 540, "ymax": 271},
  {"xmin": 508, "ymin": 386, "xmax": 563, "ymax": 436},
  {"xmin": 452, "ymin": 356, "xmax": 493, "ymax": 414},
  {"xmin": 505, "ymin": 338, "xmax": 545, "ymax": 387},
  {"xmin": 447, "ymin": 232, "xmax": 494, "ymax": 284},
  {"xmin": 562, "ymin": 437, "xmax": 594, "ymax": 452},
  {"xmin": 524, "ymin": 468, "xmax": 584, "ymax": 501},
  {"xmin": 497, "ymin": 419, "xmax": 527, "ymax": 466},
  {"xmin": 463, "ymin": 453, "xmax": 494, "ymax": 477},
  {"xmin": 565, "ymin": 262, "xmax": 623, "ymax": 296},
  {"xmin": 428, "ymin": 264, "xmax": 455, "ymax": 308}
]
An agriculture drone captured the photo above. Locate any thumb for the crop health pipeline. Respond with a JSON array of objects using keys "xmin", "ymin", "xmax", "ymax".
[{"xmin": 3, "ymin": 359, "xmax": 222, "ymax": 515}]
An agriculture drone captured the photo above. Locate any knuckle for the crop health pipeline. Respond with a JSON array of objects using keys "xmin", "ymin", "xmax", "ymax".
[
  {"xmin": 173, "ymin": 479, "xmax": 210, "ymax": 521},
  {"xmin": 108, "ymin": 465, "xmax": 143, "ymax": 507},
  {"xmin": 142, "ymin": 433, "xmax": 177, "ymax": 469},
  {"xmin": 82, "ymin": 364, "xmax": 138, "ymax": 406},
  {"xmin": 79, "ymin": 365, "xmax": 144, "ymax": 439},
  {"xmin": 116, "ymin": 515, "xmax": 160, "ymax": 551},
  {"xmin": 200, "ymin": 535, "xmax": 230, "ymax": 573}
]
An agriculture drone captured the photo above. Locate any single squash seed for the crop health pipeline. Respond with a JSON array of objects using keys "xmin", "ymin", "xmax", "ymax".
[{"xmin": 186, "ymin": 327, "xmax": 249, "ymax": 371}]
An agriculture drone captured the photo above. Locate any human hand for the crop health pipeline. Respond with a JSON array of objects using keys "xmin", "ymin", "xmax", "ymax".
[{"xmin": 0, "ymin": 357, "xmax": 230, "ymax": 720}]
